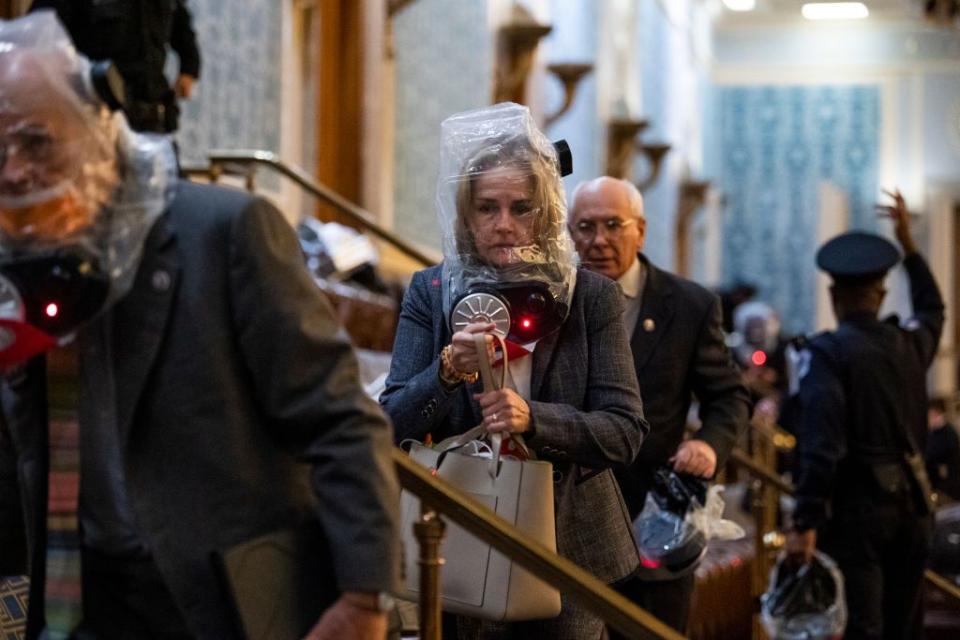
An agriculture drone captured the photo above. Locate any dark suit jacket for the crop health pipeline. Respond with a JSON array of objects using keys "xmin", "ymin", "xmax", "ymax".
[
  {"xmin": 381, "ymin": 265, "xmax": 648, "ymax": 584},
  {"xmin": 615, "ymin": 254, "xmax": 750, "ymax": 519},
  {"xmin": 0, "ymin": 181, "xmax": 400, "ymax": 638}
]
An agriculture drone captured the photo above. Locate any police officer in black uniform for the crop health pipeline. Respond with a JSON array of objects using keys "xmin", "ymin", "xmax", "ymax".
[
  {"xmin": 786, "ymin": 189, "xmax": 945, "ymax": 639},
  {"xmin": 30, "ymin": 0, "xmax": 201, "ymax": 133}
]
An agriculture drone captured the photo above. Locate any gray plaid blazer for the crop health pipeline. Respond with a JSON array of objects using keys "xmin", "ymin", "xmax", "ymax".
[{"xmin": 381, "ymin": 265, "xmax": 648, "ymax": 584}]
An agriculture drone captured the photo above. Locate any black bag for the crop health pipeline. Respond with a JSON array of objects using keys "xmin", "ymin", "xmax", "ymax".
[
  {"xmin": 761, "ymin": 551, "xmax": 847, "ymax": 639},
  {"xmin": 632, "ymin": 468, "xmax": 709, "ymax": 578},
  {"xmin": 765, "ymin": 557, "xmax": 838, "ymax": 620}
]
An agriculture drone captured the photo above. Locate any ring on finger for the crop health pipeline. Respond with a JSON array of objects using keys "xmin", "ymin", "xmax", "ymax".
[{"xmin": 492, "ymin": 412, "xmax": 498, "ymax": 422}]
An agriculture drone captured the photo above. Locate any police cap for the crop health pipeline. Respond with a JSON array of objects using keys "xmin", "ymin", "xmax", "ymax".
[{"xmin": 815, "ymin": 231, "xmax": 900, "ymax": 284}]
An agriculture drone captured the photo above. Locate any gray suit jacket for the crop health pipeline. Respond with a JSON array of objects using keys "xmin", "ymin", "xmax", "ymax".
[
  {"xmin": 615, "ymin": 254, "xmax": 750, "ymax": 519},
  {"xmin": 0, "ymin": 181, "xmax": 400, "ymax": 638},
  {"xmin": 381, "ymin": 265, "xmax": 648, "ymax": 583}
]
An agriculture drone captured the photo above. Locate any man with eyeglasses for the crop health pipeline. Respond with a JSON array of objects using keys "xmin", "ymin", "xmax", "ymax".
[{"xmin": 569, "ymin": 176, "xmax": 749, "ymax": 635}]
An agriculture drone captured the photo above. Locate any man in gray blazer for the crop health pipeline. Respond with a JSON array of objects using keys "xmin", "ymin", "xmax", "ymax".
[
  {"xmin": 0, "ymin": 17, "xmax": 398, "ymax": 639},
  {"xmin": 570, "ymin": 177, "xmax": 750, "ymax": 635}
]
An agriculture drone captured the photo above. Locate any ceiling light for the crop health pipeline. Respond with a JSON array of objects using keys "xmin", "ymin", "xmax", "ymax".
[
  {"xmin": 723, "ymin": 0, "xmax": 756, "ymax": 11},
  {"xmin": 801, "ymin": 2, "xmax": 870, "ymax": 20}
]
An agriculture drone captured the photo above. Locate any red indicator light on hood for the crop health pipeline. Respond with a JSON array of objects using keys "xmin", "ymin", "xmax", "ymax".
[
  {"xmin": 521, "ymin": 318, "xmax": 532, "ymax": 330},
  {"xmin": 751, "ymin": 350, "xmax": 767, "ymax": 366},
  {"xmin": 45, "ymin": 303, "xmax": 59, "ymax": 318}
]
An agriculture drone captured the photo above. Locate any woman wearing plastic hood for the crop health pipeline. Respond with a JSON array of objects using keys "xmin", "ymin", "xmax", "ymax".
[{"xmin": 381, "ymin": 103, "xmax": 648, "ymax": 639}]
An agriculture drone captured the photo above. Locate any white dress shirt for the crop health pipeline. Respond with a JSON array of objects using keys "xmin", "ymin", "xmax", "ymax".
[
  {"xmin": 503, "ymin": 341, "xmax": 536, "ymax": 400},
  {"xmin": 616, "ymin": 256, "xmax": 647, "ymax": 334}
]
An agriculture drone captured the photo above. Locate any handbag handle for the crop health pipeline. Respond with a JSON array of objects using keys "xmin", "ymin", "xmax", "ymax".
[
  {"xmin": 474, "ymin": 333, "xmax": 518, "ymax": 479},
  {"xmin": 474, "ymin": 334, "xmax": 532, "ymax": 459},
  {"xmin": 435, "ymin": 334, "xmax": 531, "ymax": 479},
  {"xmin": 436, "ymin": 334, "xmax": 507, "ymax": 456},
  {"xmin": 474, "ymin": 333, "xmax": 507, "ymax": 393}
]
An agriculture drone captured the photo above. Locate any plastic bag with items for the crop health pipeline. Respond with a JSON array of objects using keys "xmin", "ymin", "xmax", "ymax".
[
  {"xmin": 296, "ymin": 217, "xmax": 394, "ymax": 297},
  {"xmin": 632, "ymin": 467, "xmax": 745, "ymax": 580},
  {"xmin": 297, "ymin": 218, "xmax": 378, "ymax": 281},
  {"xmin": 761, "ymin": 550, "xmax": 847, "ymax": 640},
  {"xmin": 435, "ymin": 102, "xmax": 576, "ymax": 345}
]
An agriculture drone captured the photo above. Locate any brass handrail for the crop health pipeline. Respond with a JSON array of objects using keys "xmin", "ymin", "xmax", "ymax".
[
  {"xmin": 729, "ymin": 447, "xmax": 795, "ymax": 495},
  {"xmin": 205, "ymin": 149, "xmax": 437, "ymax": 268},
  {"xmin": 726, "ymin": 445, "xmax": 960, "ymax": 604},
  {"xmin": 925, "ymin": 564, "xmax": 960, "ymax": 602},
  {"xmin": 392, "ymin": 449, "xmax": 683, "ymax": 640}
]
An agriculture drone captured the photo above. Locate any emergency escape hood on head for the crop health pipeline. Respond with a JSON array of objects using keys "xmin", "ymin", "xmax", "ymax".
[
  {"xmin": 0, "ymin": 11, "xmax": 175, "ymax": 366},
  {"xmin": 437, "ymin": 102, "xmax": 576, "ymax": 344}
]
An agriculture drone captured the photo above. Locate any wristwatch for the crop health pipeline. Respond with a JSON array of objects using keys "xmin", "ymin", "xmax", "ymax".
[
  {"xmin": 344, "ymin": 591, "xmax": 396, "ymax": 613},
  {"xmin": 375, "ymin": 591, "xmax": 396, "ymax": 613}
]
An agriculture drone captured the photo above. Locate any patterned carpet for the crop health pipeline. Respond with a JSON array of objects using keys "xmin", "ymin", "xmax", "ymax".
[{"xmin": 0, "ymin": 577, "xmax": 28, "ymax": 640}]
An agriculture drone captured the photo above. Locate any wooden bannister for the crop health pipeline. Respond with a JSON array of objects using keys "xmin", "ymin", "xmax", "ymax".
[
  {"xmin": 392, "ymin": 449, "xmax": 683, "ymax": 640},
  {"xmin": 203, "ymin": 149, "xmax": 438, "ymax": 268}
]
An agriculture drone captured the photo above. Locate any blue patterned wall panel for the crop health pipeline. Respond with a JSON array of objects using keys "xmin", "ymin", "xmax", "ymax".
[
  {"xmin": 176, "ymin": 1, "xmax": 282, "ymax": 168},
  {"xmin": 714, "ymin": 85, "xmax": 880, "ymax": 335},
  {"xmin": 393, "ymin": 0, "xmax": 491, "ymax": 249}
]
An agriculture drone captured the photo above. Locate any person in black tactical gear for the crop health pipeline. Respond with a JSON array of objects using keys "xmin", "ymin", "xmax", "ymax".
[
  {"xmin": 29, "ymin": 0, "xmax": 201, "ymax": 134},
  {"xmin": 785, "ymin": 188, "xmax": 945, "ymax": 640}
]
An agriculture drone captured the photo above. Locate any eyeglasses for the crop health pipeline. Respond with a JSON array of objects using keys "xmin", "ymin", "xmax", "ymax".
[{"xmin": 571, "ymin": 218, "xmax": 637, "ymax": 241}]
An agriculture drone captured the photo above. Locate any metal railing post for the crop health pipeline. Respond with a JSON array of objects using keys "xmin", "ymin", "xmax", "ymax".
[
  {"xmin": 414, "ymin": 507, "xmax": 445, "ymax": 640},
  {"xmin": 750, "ymin": 476, "xmax": 767, "ymax": 640},
  {"xmin": 745, "ymin": 410, "xmax": 781, "ymax": 640}
]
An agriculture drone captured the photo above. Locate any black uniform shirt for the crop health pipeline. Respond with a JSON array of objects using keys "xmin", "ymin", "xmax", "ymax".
[
  {"xmin": 793, "ymin": 253, "xmax": 944, "ymax": 530},
  {"xmin": 30, "ymin": 0, "xmax": 201, "ymax": 101}
]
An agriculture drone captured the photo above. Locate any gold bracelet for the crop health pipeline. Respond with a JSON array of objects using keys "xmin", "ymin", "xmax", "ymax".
[{"xmin": 440, "ymin": 345, "xmax": 479, "ymax": 385}]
